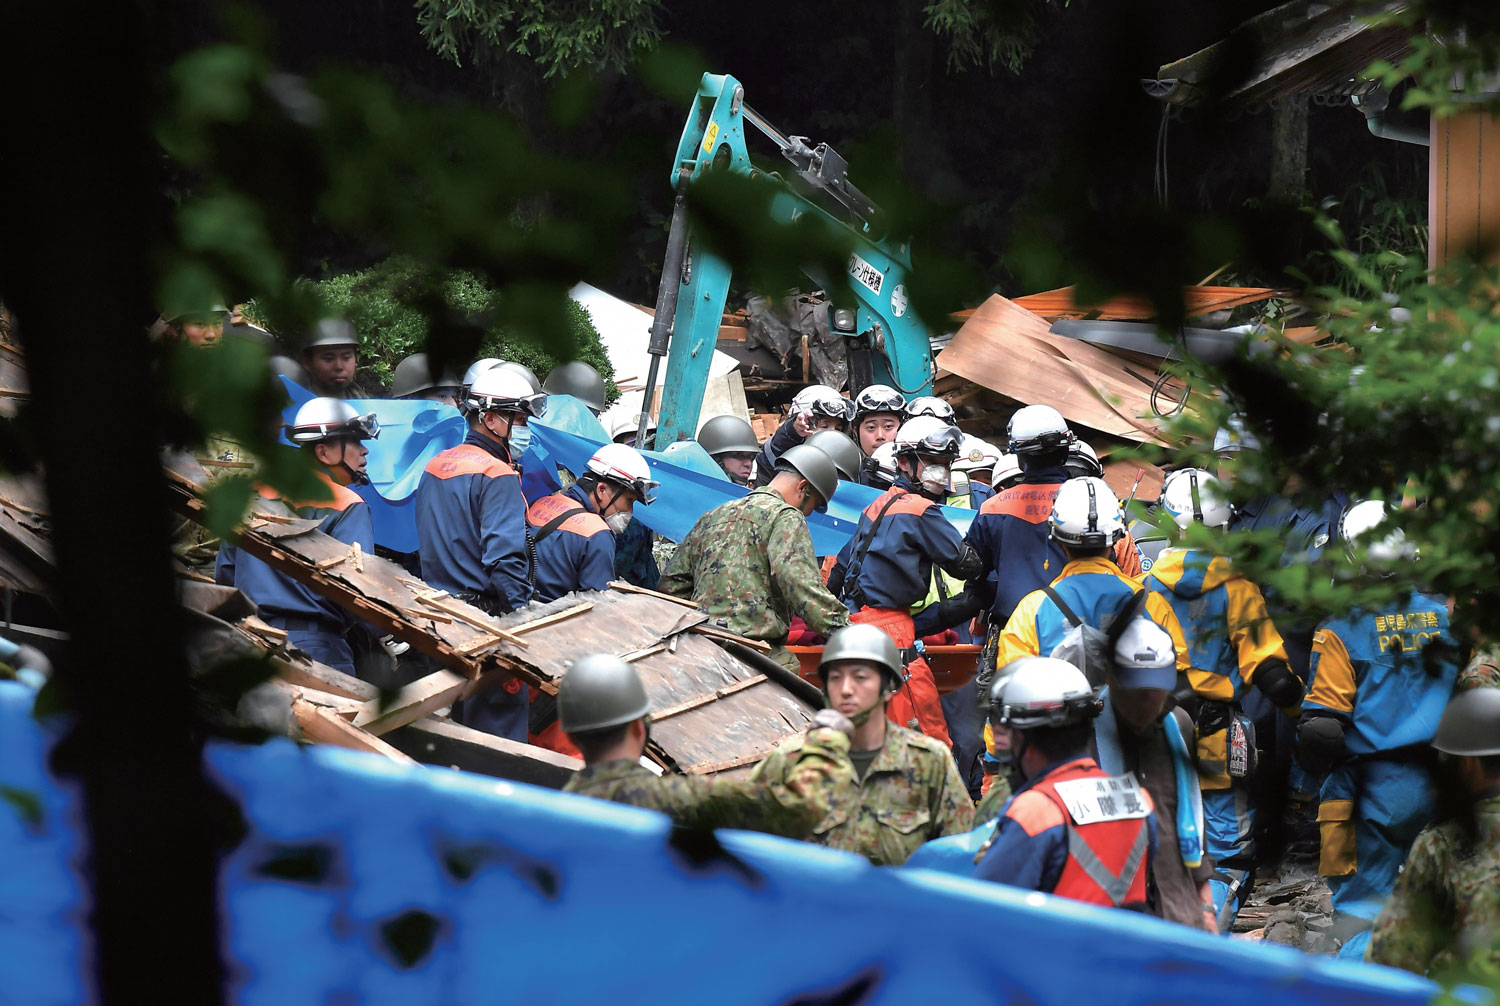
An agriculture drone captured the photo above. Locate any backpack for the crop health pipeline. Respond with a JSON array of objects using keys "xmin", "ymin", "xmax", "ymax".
[{"xmin": 1042, "ymin": 585, "xmax": 1148, "ymax": 689}]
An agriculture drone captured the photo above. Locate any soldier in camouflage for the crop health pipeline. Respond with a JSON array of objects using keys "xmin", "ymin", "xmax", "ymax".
[
  {"xmin": 1367, "ymin": 687, "xmax": 1500, "ymax": 974},
  {"xmin": 559, "ymin": 653, "xmax": 857, "ymax": 839},
  {"xmin": 1456, "ymin": 646, "xmax": 1500, "ymax": 693},
  {"xmin": 660, "ymin": 445, "xmax": 848, "ymax": 673},
  {"xmin": 753, "ymin": 624, "xmax": 974, "ymax": 865}
]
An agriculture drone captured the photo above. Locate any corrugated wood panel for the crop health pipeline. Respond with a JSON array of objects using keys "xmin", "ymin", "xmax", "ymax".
[
  {"xmin": 935, "ymin": 294, "xmax": 1168, "ymax": 444},
  {"xmin": 1431, "ymin": 109, "xmax": 1500, "ymax": 269}
]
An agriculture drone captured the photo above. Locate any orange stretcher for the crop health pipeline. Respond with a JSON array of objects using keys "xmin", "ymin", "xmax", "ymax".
[{"xmin": 788, "ymin": 644, "xmax": 981, "ymax": 695}]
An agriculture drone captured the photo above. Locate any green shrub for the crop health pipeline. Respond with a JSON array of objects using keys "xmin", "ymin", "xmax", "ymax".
[{"xmin": 246, "ymin": 254, "xmax": 615, "ymax": 398}]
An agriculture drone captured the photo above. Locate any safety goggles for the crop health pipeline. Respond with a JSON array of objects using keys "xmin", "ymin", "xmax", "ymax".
[
  {"xmin": 287, "ymin": 412, "xmax": 381, "ymax": 443},
  {"xmin": 602, "ymin": 470, "xmax": 659, "ymax": 505},
  {"xmin": 903, "ymin": 425, "xmax": 963, "ymax": 458},
  {"xmin": 469, "ymin": 392, "xmax": 547, "ymax": 418},
  {"xmin": 904, "ymin": 398, "xmax": 954, "ymax": 421},
  {"xmin": 804, "ymin": 396, "xmax": 855, "ymax": 422},
  {"xmin": 853, "ymin": 387, "xmax": 905, "ymax": 416}
]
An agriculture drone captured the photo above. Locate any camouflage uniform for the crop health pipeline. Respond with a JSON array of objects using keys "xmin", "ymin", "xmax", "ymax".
[
  {"xmin": 972, "ymin": 775, "xmax": 1013, "ymax": 824},
  {"xmin": 562, "ymin": 727, "xmax": 854, "ymax": 840},
  {"xmin": 752, "ymin": 722, "xmax": 975, "ymax": 865},
  {"xmin": 1366, "ymin": 792, "xmax": 1500, "ymax": 975},
  {"xmin": 659, "ymin": 487, "xmax": 848, "ymax": 671},
  {"xmin": 1457, "ymin": 648, "xmax": 1500, "ymax": 693},
  {"xmin": 173, "ymin": 435, "xmax": 254, "ymax": 569}
]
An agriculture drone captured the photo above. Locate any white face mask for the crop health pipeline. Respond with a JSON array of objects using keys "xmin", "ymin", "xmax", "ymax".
[
  {"xmin": 605, "ymin": 511, "xmax": 633, "ymax": 534},
  {"xmin": 919, "ymin": 462, "xmax": 949, "ymax": 494},
  {"xmin": 507, "ymin": 423, "xmax": 532, "ymax": 455}
]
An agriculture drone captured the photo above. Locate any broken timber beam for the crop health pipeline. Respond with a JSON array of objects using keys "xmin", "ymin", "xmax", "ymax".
[
  {"xmin": 291, "ymin": 696, "xmax": 420, "ymax": 766},
  {"xmin": 350, "ymin": 669, "xmax": 471, "ymax": 737}
]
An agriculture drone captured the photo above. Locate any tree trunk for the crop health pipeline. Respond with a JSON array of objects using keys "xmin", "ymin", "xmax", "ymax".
[
  {"xmin": 892, "ymin": 0, "xmax": 939, "ymax": 193},
  {"xmin": 0, "ymin": 2, "xmax": 225, "ymax": 1001},
  {"xmin": 1266, "ymin": 96, "xmax": 1309, "ymax": 207}
]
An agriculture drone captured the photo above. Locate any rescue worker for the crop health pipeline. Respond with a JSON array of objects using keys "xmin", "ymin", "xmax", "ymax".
[
  {"xmin": 300, "ymin": 318, "xmax": 364, "ymax": 399},
  {"xmin": 152, "ymin": 301, "xmax": 228, "ymax": 347},
  {"xmin": 751, "ymin": 624, "xmax": 974, "ymax": 864},
  {"xmin": 414, "ymin": 366, "xmax": 545, "ymax": 740},
  {"xmin": 542, "ymin": 360, "xmax": 607, "ymax": 415},
  {"xmin": 527, "ymin": 443, "xmax": 656, "ymax": 603},
  {"xmin": 1143, "ymin": 468, "xmax": 1305, "ymax": 927},
  {"xmin": 753, "ymin": 385, "xmax": 853, "ymax": 486},
  {"xmin": 1097, "ymin": 618, "xmax": 1219, "ymax": 931},
  {"xmin": 864, "ymin": 442, "xmax": 897, "ymax": 489},
  {"xmin": 851, "ymin": 384, "xmax": 905, "ymax": 466},
  {"xmin": 390, "ymin": 352, "xmax": 462, "ymax": 408},
  {"xmin": 991, "ymin": 477, "xmax": 1188, "ymax": 690},
  {"xmin": 903, "ymin": 396, "xmax": 955, "ymax": 422},
  {"xmin": 215, "ymin": 398, "xmax": 377, "ymax": 674},
  {"xmin": 974, "ymin": 656, "xmax": 1157, "ymax": 909},
  {"xmin": 804, "ymin": 429, "xmax": 862, "ymax": 484},
  {"xmin": 1064, "ymin": 440, "xmax": 1104, "ymax": 480},
  {"xmin": 1366, "ymin": 687, "xmax": 1500, "ymax": 974},
  {"xmin": 609, "ymin": 412, "xmax": 657, "ymax": 448},
  {"xmin": 696, "ymin": 414, "xmax": 760, "ymax": 487},
  {"xmin": 560, "ymin": 652, "xmax": 858, "ymax": 837},
  {"xmin": 1298, "ymin": 500, "xmax": 1460, "ymax": 959},
  {"xmin": 660, "ymin": 445, "xmax": 848, "ymax": 672},
  {"xmin": 1456, "ymin": 648, "xmax": 1500, "ymax": 693},
  {"xmin": 991, "ymin": 453, "xmax": 1024, "ymax": 492},
  {"xmin": 952, "ymin": 435, "xmax": 1001, "ymax": 505},
  {"xmin": 827, "ymin": 417, "xmax": 983, "ymax": 744}
]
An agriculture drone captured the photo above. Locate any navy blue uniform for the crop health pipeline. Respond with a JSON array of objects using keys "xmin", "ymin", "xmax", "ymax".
[
  {"xmin": 526, "ymin": 482, "xmax": 616, "ymax": 603},
  {"xmin": 415, "ymin": 431, "xmax": 532, "ymax": 740},
  {"xmin": 217, "ymin": 473, "xmax": 372, "ymax": 674}
]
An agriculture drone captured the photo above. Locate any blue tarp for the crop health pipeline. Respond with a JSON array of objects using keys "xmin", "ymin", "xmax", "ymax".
[
  {"xmin": 284, "ymin": 383, "xmax": 976, "ymax": 556},
  {"xmin": 0, "ymin": 683, "xmax": 1441, "ymax": 1005}
]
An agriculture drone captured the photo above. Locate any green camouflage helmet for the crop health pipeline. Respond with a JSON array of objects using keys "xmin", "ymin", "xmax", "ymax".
[
  {"xmin": 805, "ymin": 430, "xmax": 861, "ymax": 482},
  {"xmin": 543, "ymin": 360, "xmax": 606, "ymax": 411},
  {"xmin": 1432, "ymin": 687, "xmax": 1500, "ymax": 756},
  {"xmin": 558, "ymin": 653, "xmax": 651, "ymax": 734},
  {"xmin": 391, "ymin": 353, "xmax": 460, "ymax": 399},
  {"xmin": 819, "ymin": 624, "xmax": 903, "ymax": 690},
  {"xmin": 697, "ymin": 414, "xmax": 759, "ymax": 457},
  {"xmin": 776, "ymin": 444, "xmax": 839, "ymax": 510}
]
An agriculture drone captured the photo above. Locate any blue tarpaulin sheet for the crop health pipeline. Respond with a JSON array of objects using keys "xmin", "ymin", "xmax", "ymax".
[
  {"xmin": 0, "ymin": 682, "xmax": 1437, "ymax": 1005},
  {"xmin": 282, "ymin": 383, "xmax": 976, "ymax": 557}
]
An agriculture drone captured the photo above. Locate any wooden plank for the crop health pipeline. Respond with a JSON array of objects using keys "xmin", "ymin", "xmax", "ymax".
[
  {"xmin": 509, "ymin": 601, "xmax": 594, "ymax": 635},
  {"xmin": 620, "ymin": 642, "xmax": 667, "ymax": 663},
  {"xmin": 608, "ymin": 580, "xmax": 701, "ymax": 609},
  {"xmin": 274, "ymin": 654, "xmax": 377, "ymax": 703},
  {"xmin": 651, "ymin": 674, "xmax": 767, "ymax": 722},
  {"xmin": 689, "ymin": 623, "xmax": 771, "ymax": 652},
  {"xmin": 351, "ymin": 669, "xmax": 472, "ymax": 736},
  {"xmin": 685, "ymin": 748, "xmax": 773, "ymax": 775},
  {"xmin": 416, "ymin": 593, "xmax": 530, "ymax": 649},
  {"xmin": 292, "ymin": 697, "xmax": 421, "ymax": 766},
  {"xmin": 387, "ymin": 716, "xmax": 580, "ymax": 788}
]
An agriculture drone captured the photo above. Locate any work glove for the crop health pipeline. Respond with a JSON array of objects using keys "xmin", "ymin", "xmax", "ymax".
[
  {"xmin": 811, "ymin": 708, "xmax": 856, "ymax": 738},
  {"xmin": 380, "ymin": 635, "xmax": 411, "ymax": 658},
  {"xmin": 1253, "ymin": 658, "xmax": 1305, "ymax": 716},
  {"xmin": 933, "ymin": 590, "xmax": 984, "ymax": 631},
  {"xmin": 1295, "ymin": 713, "xmax": 1348, "ymax": 775}
]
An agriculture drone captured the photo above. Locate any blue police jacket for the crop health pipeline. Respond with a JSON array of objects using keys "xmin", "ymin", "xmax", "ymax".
[
  {"xmin": 526, "ymin": 482, "xmax": 616, "ymax": 603},
  {"xmin": 828, "ymin": 476, "xmax": 969, "ymax": 610},
  {"xmin": 965, "ymin": 465, "xmax": 1069, "ymax": 620},
  {"xmin": 414, "ymin": 431, "xmax": 532, "ymax": 612},
  {"xmin": 612, "ymin": 515, "xmax": 660, "ymax": 589},
  {"xmin": 1305, "ymin": 590, "xmax": 1459, "ymax": 754},
  {"xmin": 216, "ymin": 473, "xmax": 372, "ymax": 628}
]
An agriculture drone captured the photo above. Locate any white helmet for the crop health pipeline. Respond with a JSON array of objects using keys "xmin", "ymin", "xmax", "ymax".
[
  {"xmin": 609, "ymin": 411, "xmax": 656, "ymax": 442},
  {"xmin": 585, "ymin": 443, "xmax": 658, "ymax": 504},
  {"xmin": 990, "ymin": 656, "xmax": 1100, "ymax": 728},
  {"xmin": 1008, "ymin": 404, "xmax": 1073, "ymax": 455},
  {"xmin": 286, "ymin": 398, "xmax": 379, "ymax": 444},
  {"xmin": 868, "ymin": 441, "xmax": 899, "ymax": 488},
  {"xmin": 1050, "ymin": 476, "xmax": 1126, "ymax": 548},
  {"xmin": 1160, "ymin": 468, "xmax": 1232, "ymax": 529},
  {"xmin": 1339, "ymin": 500, "xmax": 1415, "ymax": 563},
  {"xmin": 468, "ymin": 366, "xmax": 546, "ymax": 417},
  {"xmin": 952, "ymin": 435, "xmax": 1002, "ymax": 474},
  {"xmin": 993, "ymin": 453, "xmax": 1024, "ymax": 489},
  {"xmin": 791, "ymin": 385, "xmax": 854, "ymax": 423},
  {"xmin": 1063, "ymin": 440, "xmax": 1104, "ymax": 479},
  {"xmin": 462, "ymin": 357, "xmax": 501, "ymax": 392},
  {"xmin": 893, "ymin": 416, "xmax": 963, "ymax": 460},
  {"xmin": 904, "ymin": 395, "xmax": 955, "ymax": 422},
  {"xmin": 1213, "ymin": 416, "xmax": 1261, "ymax": 454},
  {"xmin": 1111, "ymin": 618, "xmax": 1178, "ymax": 692}
]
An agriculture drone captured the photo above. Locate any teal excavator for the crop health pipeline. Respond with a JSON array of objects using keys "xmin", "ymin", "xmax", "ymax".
[{"xmin": 641, "ymin": 72, "xmax": 938, "ymax": 446}]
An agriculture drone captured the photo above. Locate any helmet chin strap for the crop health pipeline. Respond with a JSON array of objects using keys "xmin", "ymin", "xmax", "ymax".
[{"xmin": 333, "ymin": 441, "xmax": 369, "ymax": 486}]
